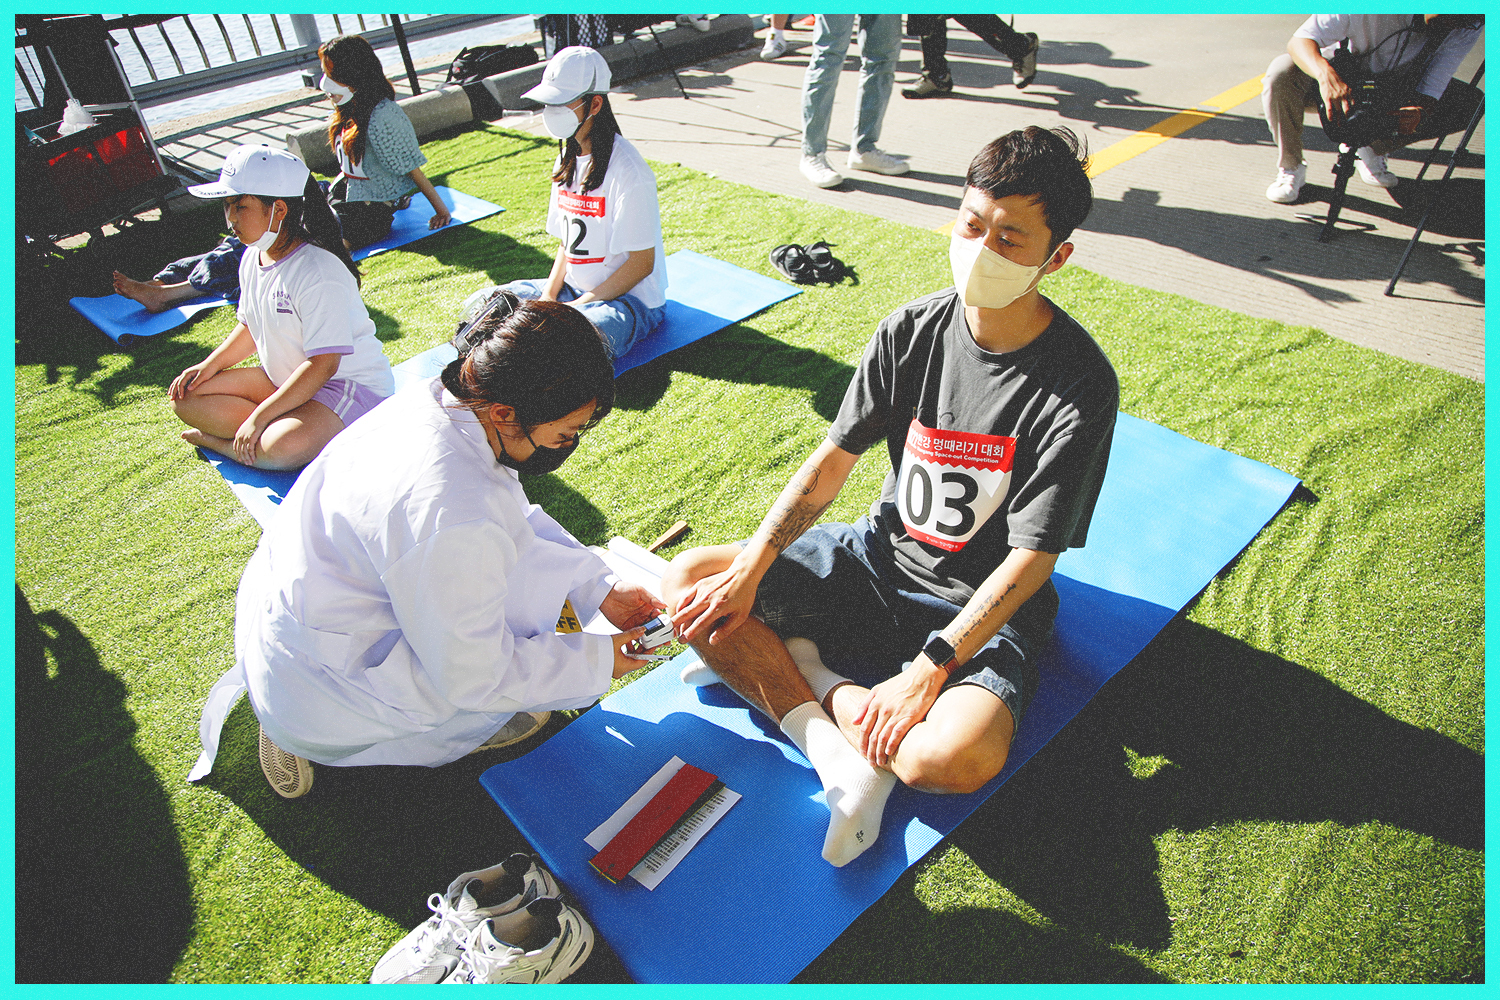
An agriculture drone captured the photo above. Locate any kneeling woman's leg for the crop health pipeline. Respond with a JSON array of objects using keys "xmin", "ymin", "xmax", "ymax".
[{"xmin": 572, "ymin": 294, "xmax": 665, "ymax": 360}]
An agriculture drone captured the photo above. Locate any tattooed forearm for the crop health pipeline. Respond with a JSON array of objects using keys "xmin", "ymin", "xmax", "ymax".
[
  {"xmin": 951, "ymin": 582, "xmax": 1017, "ymax": 647},
  {"xmin": 758, "ymin": 463, "xmax": 832, "ymax": 554}
]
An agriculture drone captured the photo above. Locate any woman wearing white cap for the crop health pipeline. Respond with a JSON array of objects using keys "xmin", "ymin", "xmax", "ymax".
[
  {"xmin": 479, "ymin": 45, "xmax": 668, "ymax": 360},
  {"xmin": 167, "ymin": 144, "xmax": 394, "ymax": 470}
]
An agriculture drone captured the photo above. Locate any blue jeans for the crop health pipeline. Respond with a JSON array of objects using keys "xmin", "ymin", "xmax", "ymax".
[
  {"xmin": 801, "ymin": 14, "xmax": 902, "ymax": 158},
  {"xmin": 154, "ymin": 236, "xmax": 246, "ymax": 302},
  {"xmin": 752, "ymin": 519, "xmax": 1055, "ymax": 732},
  {"xmin": 500, "ymin": 279, "xmax": 664, "ymax": 361}
]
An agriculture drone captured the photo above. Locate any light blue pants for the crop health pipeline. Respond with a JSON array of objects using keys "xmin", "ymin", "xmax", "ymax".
[
  {"xmin": 500, "ymin": 279, "xmax": 664, "ymax": 361},
  {"xmin": 801, "ymin": 14, "xmax": 903, "ymax": 158}
]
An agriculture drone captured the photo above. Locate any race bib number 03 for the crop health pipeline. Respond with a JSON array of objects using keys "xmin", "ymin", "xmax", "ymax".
[{"xmin": 897, "ymin": 419, "xmax": 1014, "ymax": 552}]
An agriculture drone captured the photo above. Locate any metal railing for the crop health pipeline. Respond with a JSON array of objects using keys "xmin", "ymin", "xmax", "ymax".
[{"xmin": 15, "ymin": 14, "xmax": 510, "ymax": 112}]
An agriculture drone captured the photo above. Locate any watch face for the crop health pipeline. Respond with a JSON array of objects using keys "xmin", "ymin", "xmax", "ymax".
[{"xmin": 924, "ymin": 637, "xmax": 957, "ymax": 664}]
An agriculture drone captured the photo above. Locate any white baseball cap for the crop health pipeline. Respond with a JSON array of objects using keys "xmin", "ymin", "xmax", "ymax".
[
  {"xmin": 187, "ymin": 144, "xmax": 310, "ymax": 199},
  {"xmin": 522, "ymin": 45, "xmax": 612, "ymax": 106}
]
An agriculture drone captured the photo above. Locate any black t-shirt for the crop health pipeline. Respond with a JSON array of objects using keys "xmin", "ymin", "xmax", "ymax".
[{"xmin": 828, "ymin": 288, "xmax": 1118, "ymax": 605}]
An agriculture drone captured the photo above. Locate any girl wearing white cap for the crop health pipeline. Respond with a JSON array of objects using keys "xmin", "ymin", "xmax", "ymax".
[
  {"xmin": 318, "ymin": 33, "xmax": 451, "ymax": 249},
  {"xmin": 168, "ymin": 144, "xmax": 394, "ymax": 470},
  {"xmin": 484, "ymin": 45, "xmax": 668, "ymax": 360}
]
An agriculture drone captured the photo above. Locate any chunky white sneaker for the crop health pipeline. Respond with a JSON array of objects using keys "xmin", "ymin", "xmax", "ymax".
[
  {"xmin": 901, "ymin": 73, "xmax": 953, "ymax": 99},
  {"xmin": 258, "ymin": 726, "xmax": 312, "ymax": 799},
  {"xmin": 1012, "ymin": 32, "xmax": 1040, "ymax": 88},
  {"xmin": 1355, "ymin": 147, "xmax": 1399, "ymax": 188},
  {"xmin": 469, "ymin": 711, "xmax": 551, "ymax": 754},
  {"xmin": 676, "ymin": 14, "xmax": 711, "ymax": 32},
  {"xmin": 847, "ymin": 147, "xmax": 910, "ymax": 176},
  {"xmin": 444, "ymin": 898, "xmax": 595, "ymax": 984},
  {"xmin": 371, "ymin": 854, "xmax": 562, "ymax": 984},
  {"xmin": 1265, "ymin": 163, "xmax": 1306, "ymax": 204},
  {"xmin": 799, "ymin": 154, "xmax": 845, "ymax": 188},
  {"xmin": 760, "ymin": 34, "xmax": 787, "ymax": 59}
]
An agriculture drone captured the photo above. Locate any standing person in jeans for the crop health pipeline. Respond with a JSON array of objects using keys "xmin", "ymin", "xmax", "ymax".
[
  {"xmin": 799, "ymin": 14, "xmax": 908, "ymax": 189},
  {"xmin": 902, "ymin": 16, "xmax": 1041, "ymax": 99}
]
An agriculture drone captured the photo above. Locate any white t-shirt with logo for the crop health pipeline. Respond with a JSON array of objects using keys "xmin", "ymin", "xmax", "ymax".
[
  {"xmin": 545, "ymin": 137, "xmax": 667, "ymax": 309},
  {"xmin": 236, "ymin": 242, "xmax": 394, "ymax": 397}
]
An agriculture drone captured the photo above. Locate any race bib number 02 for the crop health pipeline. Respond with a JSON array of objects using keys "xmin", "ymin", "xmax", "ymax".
[
  {"xmin": 558, "ymin": 189, "xmax": 607, "ymax": 264},
  {"xmin": 897, "ymin": 419, "xmax": 1014, "ymax": 552}
]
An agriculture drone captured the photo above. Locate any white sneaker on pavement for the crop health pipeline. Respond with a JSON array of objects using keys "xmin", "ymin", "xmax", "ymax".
[
  {"xmin": 760, "ymin": 34, "xmax": 787, "ymax": 59},
  {"xmin": 846, "ymin": 147, "xmax": 909, "ymax": 176},
  {"xmin": 444, "ymin": 898, "xmax": 595, "ymax": 984},
  {"xmin": 1265, "ymin": 163, "xmax": 1306, "ymax": 204},
  {"xmin": 370, "ymin": 854, "xmax": 562, "ymax": 984},
  {"xmin": 800, "ymin": 154, "xmax": 844, "ymax": 188},
  {"xmin": 1012, "ymin": 32, "xmax": 1040, "ymax": 88},
  {"xmin": 1354, "ymin": 147, "xmax": 1399, "ymax": 188}
]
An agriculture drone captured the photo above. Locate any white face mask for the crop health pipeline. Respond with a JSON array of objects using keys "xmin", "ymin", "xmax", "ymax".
[
  {"xmin": 948, "ymin": 229, "xmax": 1056, "ymax": 310},
  {"xmin": 250, "ymin": 208, "xmax": 284, "ymax": 253},
  {"xmin": 542, "ymin": 101, "xmax": 589, "ymax": 140},
  {"xmin": 320, "ymin": 76, "xmax": 353, "ymax": 105}
]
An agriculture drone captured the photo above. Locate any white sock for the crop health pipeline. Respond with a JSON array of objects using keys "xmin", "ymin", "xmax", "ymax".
[
  {"xmin": 784, "ymin": 637, "xmax": 851, "ymax": 705},
  {"xmin": 771, "ymin": 27, "xmax": 785, "ymax": 41},
  {"xmin": 779, "ymin": 701, "xmax": 896, "ymax": 867},
  {"xmin": 679, "ymin": 654, "xmax": 722, "ymax": 687}
]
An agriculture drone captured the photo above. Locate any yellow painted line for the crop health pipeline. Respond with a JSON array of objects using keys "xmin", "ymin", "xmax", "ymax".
[{"xmin": 934, "ymin": 73, "xmax": 1266, "ymax": 232}]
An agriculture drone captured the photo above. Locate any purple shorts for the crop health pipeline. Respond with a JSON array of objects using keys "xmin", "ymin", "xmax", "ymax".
[{"xmin": 310, "ymin": 378, "xmax": 387, "ymax": 426}]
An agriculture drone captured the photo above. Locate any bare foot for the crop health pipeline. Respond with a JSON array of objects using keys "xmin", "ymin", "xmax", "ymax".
[
  {"xmin": 114, "ymin": 272, "xmax": 195, "ymax": 313},
  {"xmin": 181, "ymin": 428, "xmax": 232, "ymax": 460}
]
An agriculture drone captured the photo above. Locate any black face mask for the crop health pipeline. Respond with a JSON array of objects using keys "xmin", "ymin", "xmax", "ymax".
[{"xmin": 496, "ymin": 431, "xmax": 579, "ymax": 475}]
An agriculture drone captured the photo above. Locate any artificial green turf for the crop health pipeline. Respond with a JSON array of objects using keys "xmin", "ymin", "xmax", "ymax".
[{"xmin": 14, "ymin": 123, "xmax": 1482, "ymax": 983}]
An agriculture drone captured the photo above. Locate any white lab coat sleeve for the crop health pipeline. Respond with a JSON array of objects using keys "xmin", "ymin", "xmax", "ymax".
[
  {"xmin": 380, "ymin": 519, "xmax": 613, "ymax": 713},
  {"xmin": 525, "ymin": 502, "xmax": 616, "ymax": 619}
]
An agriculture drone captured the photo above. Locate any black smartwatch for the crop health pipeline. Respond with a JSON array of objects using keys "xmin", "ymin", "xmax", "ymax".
[{"xmin": 921, "ymin": 635, "xmax": 961, "ymax": 675}]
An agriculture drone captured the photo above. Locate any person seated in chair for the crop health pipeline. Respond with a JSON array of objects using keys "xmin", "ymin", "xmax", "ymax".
[
  {"xmin": 662, "ymin": 127, "xmax": 1118, "ymax": 868},
  {"xmin": 1262, "ymin": 14, "xmax": 1483, "ymax": 204}
]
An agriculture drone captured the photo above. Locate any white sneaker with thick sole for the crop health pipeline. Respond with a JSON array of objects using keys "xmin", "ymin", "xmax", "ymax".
[
  {"xmin": 800, "ymin": 154, "xmax": 844, "ymax": 188},
  {"xmin": 1354, "ymin": 147, "xmax": 1399, "ymax": 188},
  {"xmin": 258, "ymin": 726, "xmax": 313, "ymax": 799},
  {"xmin": 1265, "ymin": 163, "xmax": 1306, "ymax": 203},
  {"xmin": 469, "ymin": 711, "xmax": 550, "ymax": 754},
  {"xmin": 371, "ymin": 854, "xmax": 562, "ymax": 984},
  {"xmin": 847, "ymin": 147, "xmax": 909, "ymax": 176},
  {"xmin": 444, "ymin": 898, "xmax": 595, "ymax": 984},
  {"xmin": 761, "ymin": 34, "xmax": 787, "ymax": 59}
]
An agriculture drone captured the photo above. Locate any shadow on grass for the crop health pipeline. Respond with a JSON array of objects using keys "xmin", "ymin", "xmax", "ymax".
[
  {"xmin": 196, "ymin": 698, "xmax": 635, "ymax": 983},
  {"xmin": 613, "ymin": 324, "xmax": 856, "ymax": 423},
  {"xmin": 801, "ymin": 863, "xmax": 1172, "ymax": 983},
  {"xmin": 15, "ymin": 587, "xmax": 195, "ymax": 983},
  {"xmin": 948, "ymin": 616, "xmax": 1484, "ymax": 953}
]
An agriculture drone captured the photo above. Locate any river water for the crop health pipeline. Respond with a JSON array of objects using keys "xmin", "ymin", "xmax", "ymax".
[{"xmin": 16, "ymin": 14, "xmax": 534, "ymax": 130}]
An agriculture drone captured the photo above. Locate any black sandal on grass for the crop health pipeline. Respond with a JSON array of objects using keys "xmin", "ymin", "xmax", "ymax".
[
  {"xmin": 770, "ymin": 243, "xmax": 817, "ymax": 284},
  {"xmin": 804, "ymin": 241, "xmax": 847, "ymax": 283}
]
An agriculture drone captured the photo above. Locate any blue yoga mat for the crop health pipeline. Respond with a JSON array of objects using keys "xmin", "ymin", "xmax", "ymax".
[
  {"xmin": 203, "ymin": 251, "xmax": 801, "ymax": 527},
  {"xmin": 392, "ymin": 249, "xmax": 803, "ymax": 390},
  {"xmin": 70, "ymin": 187, "xmax": 503, "ymax": 344},
  {"xmin": 477, "ymin": 413, "xmax": 1301, "ymax": 983}
]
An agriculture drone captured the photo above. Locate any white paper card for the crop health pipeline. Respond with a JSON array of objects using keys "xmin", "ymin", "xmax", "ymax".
[{"xmin": 586, "ymin": 755, "xmax": 741, "ymax": 890}]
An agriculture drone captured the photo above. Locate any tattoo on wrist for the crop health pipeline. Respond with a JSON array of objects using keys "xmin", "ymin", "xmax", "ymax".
[{"xmin": 953, "ymin": 582, "xmax": 1017, "ymax": 645}]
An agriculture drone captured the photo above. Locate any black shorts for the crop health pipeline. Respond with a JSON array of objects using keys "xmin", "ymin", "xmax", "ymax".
[{"xmin": 752, "ymin": 518, "xmax": 1056, "ymax": 732}]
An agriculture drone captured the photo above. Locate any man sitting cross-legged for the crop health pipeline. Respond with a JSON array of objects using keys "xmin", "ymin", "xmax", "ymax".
[{"xmin": 663, "ymin": 126, "xmax": 1119, "ymax": 868}]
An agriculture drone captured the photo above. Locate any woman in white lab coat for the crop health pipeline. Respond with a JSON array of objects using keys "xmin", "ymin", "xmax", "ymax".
[{"xmin": 190, "ymin": 294, "xmax": 661, "ymax": 798}]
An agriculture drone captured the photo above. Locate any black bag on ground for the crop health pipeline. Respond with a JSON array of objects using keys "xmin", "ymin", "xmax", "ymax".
[{"xmin": 446, "ymin": 44, "xmax": 538, "ymax": 85}]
